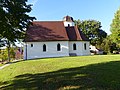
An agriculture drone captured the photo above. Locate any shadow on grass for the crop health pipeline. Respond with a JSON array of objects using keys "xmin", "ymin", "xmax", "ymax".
[{"xmin": 1, "ymin": 61, "xmax": 120, "ymax": 90}]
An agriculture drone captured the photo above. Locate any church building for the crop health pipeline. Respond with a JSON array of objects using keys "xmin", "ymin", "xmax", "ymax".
[{"xmin": 24, "ymin": 16, "xmax": 90, "ymax": 59}]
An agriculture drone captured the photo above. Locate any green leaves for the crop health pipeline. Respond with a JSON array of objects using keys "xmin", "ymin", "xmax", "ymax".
[
  {"xmin": 75, "ymin": 20, "xmax": 107, "ymax": 45},
  {"xmin": 0, "ymin": 0, "xmax": 36, "ymax": 42},
  {"xmin": 110, "ymin": 8, "xmax": 120, "ymax": 46}
]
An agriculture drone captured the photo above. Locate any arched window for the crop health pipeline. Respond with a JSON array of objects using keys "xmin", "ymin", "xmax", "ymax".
[
  {"xmin": 31, "ymin": 44, "xmax": 33, "ymax": 47},
  {"xmin": 73, "ymin": 43, "xmax": 76, "ymax": 50},
  {"xmin": 84, "ymin": 43, "xmax": 87, "ymax": 50},
  {"xmin": 43, "ymin": 44, "xmax": 46, "ymax": 52},
  {"xmin": 57, "ymin": 43, "xmax": 61, "ymax": 51}
]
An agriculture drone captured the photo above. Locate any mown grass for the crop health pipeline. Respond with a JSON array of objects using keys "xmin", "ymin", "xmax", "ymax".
[
  {"xmin": 0, "ymin": 63, "xmax": 5, "ymax": 67},
  {"xmin": 0, "ymin": 64, "xmax": 3, "ymax": 67},
  {"xmin": 0, "ymin": 55, "xmax": 120, "ymax": 90}
]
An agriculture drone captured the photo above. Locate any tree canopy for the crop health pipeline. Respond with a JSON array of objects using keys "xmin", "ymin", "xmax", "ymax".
[
  {"xmin": 75, "ymin": 19, "xmax": 107, "ymax": 45},
  {"xmin": 110, "ymin": 8, "xmax": 120, "ymax": 47},
  {"xmin": 0, "ymin": 0, "xmax": 35, "ymax": 42},
  {"xmin": 0, "ymin": 0, "xmax": 36, "ymax": 61}
]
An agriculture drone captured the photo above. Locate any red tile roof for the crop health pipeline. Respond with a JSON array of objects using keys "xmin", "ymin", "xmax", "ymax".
[
  {"xmin": 65, "ymin": 26, "xmax": 89, "ymax": 41},
  {"xmin": 79, "ymin": 29, "xmax": 89, "ymax": 41},
  {"xmin": 24, "ymin": 21, "xmax": 69, "ymax": 42},
  {"xmin": 24, "ymin": 21, "xmax": 89, "ymax": 42}
]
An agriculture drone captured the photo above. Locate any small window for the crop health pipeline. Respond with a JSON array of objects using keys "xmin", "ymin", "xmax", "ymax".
[
  {"xmin": 57, "ymin": 43, "xmax": 61, "ymax": 51},
  {"xmin": 84, "ymin": 43, "xmax": 87, "ymax": 50},
  {"xmin": 73, "ymin": 43, "xmax": 76, "ymax": 50},
  {"xmin": 31, "ymin": 44, "xmax": 33, "ymax": 47},
  {"xmin": 43, "ymin": 44, "xmax": 46, "ymax": 52},
  {"xmin": 68, "ymin": 24, "xmax": 70, "ymax": 27}
]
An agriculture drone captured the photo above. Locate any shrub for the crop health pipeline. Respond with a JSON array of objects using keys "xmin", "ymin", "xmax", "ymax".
[
  {"xmin": 0, "ymin": 47, "xmax": 16, "ymax": 62},
  {"xmin": 0, "ymin": 49, "xmax": 8, "ymax": 62}
]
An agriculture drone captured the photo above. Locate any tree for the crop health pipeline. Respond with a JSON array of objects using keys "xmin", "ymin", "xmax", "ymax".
[
  {"xmin": 75, "ymin": 20, "xmax": 107, "ymax": 45},
  {"xmin": 110, "ymin": 8, "xmax": 120, "ymax": 47},
  {"xmin": 0, "ymin": 0, "xmax": 35, "ymax": 61},
  {"xmin": 0, "ymin": 39, "xmax": 5, "ymax": 47},
  {"xmin": 100, "ymin": 36, "xmax": 113, "ymax": 53}
]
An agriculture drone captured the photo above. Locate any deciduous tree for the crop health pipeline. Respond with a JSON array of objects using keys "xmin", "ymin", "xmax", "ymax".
[
  {"xmin": 75, "ymin": 20, "xmax": 107, "ymax": 45},
  {"xmin": 110, "ymin": 8, "xmax": 120, "ymax": 47},
  {"xmin": 0, "ymin": 0, "xmax": 35, "ymax": 61}
]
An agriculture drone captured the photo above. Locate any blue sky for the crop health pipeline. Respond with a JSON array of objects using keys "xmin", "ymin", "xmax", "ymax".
[{"xmin": 28, "ymin": 0, "xmax": 120, "ymax": 34}]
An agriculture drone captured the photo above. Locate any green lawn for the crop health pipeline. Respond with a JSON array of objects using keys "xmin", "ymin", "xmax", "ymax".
[
  {"xmin": 0, "ymin": 63, "xmax": 5, "ymax": 67},
  {"xmin": 0, "ymin": 64, "xmax": 3, "ymax": 67},
  {"xmin": 0, "ymin": 55, "xmax": 120, "ymax": 90}
]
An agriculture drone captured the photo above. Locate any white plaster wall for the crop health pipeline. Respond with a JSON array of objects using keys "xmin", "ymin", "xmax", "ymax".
[
  {"xmin": 64, "ymin": 21, "xmax": 75, "ymax": 27},
  {"xmin": 82, "ymin": 41, "xmax": 91, "ymax": 55},
  {"xmin": 69, "ymin": 41, "xmax": 90, "ymax": 56},
  {"xmin": 23, "ymin": 41, "xmax": 69, "ymax": 59}
]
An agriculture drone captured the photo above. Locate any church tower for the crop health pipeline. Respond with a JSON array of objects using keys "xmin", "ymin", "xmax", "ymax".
[{"xmin": 63, "ymin": 15, "xmax": 75, "ymax": 27}]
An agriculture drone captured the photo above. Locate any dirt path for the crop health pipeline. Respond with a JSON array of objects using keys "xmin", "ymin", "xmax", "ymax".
[
  {"xmin": 0, "ymin": 63, "xmax": 11, "ymax": 70},
  {"xmin": 0, "ymin": 60, "xmax": 23, "ymax": 70}
]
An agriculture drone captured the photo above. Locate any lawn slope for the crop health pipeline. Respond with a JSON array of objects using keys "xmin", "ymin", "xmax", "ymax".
[{"xmin": 0, "ymin": 55, "xmax": 120, "ymax": 90}]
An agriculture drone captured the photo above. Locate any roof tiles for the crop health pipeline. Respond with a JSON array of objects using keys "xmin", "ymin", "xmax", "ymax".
[
  {"xmin": 24, "ymin": 21, "xmax": 88, "ymax": 42},
  {"xmin": 25, "ymin": 21, "xmax": 69, "ymax": 42}
]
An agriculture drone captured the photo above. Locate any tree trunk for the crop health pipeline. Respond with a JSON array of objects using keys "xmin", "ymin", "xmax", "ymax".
[{"xmin": 7, "ymin": 41, "xmax": 10, "ymax": 62}]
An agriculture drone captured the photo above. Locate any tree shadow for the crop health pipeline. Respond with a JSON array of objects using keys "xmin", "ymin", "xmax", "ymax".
[{"xmin": 1, "ymin": 61, "xmax": 120, "ymax": 90}]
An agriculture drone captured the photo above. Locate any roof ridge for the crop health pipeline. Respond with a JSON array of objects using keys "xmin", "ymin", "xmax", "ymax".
[
  {"xmin": 74, "ymin": 26, "xmax": 81, "ymax": 40},
  {"xmin": 32, "ymin": 21, "xmax": 63, "ymax": 22}
]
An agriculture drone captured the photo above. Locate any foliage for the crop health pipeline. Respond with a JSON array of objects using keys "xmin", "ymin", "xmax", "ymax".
[
  {"xmin": 99, "ymin": 37, "xmax": 111, "ymax": 53},
  {"xmin": 110, "ymin": 8, "xmax": 120, "ymax": 47},
  {"xmin": 75, "ymin": 20, "xmax": 107, "ymax": 45},
  {"xmin": 0, "ymin": 0, "xmax": 35, "ymax": 61},
  {"xmin": 10, "ymin": 48, "xmax": 15, "ymax": 59},
  {"xmin": 0, "ymin": 39, "xmax": 5, "ymax": 47},
  {"xmin": 0, "ymin": 49, "xmax": 8, "ymax": 61},
  {"xmin": 96, "ymin": 35, "xmax": 118, "ymax": 54},
  {"xmin": 0, "ymin": 39, "xmax": 7, "ymax": 48},
  {"xmin": 0, "ymin": 48, "xmax": 16, "ymax": 62},
  {"xmin": 0, "ymin": 0, "xmax": 35, "ymax": 42},
  {"xmin": 0, "ymin": 55, "xmax": 120, "ymax": 89}
]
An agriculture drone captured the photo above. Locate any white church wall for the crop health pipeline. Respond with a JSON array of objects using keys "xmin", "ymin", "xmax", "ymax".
[
  {"xmin": 69, "ymin": 41, "xmax": 90, "ymax": 56},
  {"xmin": 24, "ymin": 41, "xmax": 69, "ymax": 59},
  {"xmin": 69, "ymin": 41, "xmax": 82, "ymax": 55},
  {"xmin": 81, "ymin": 41, "xmax": 90, "ymax": 55}
]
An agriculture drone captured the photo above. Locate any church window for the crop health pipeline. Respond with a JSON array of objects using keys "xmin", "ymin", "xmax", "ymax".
[
  {"xmin": 43, "ymin": 44, "xmax": 46, "ymax": 52},
  {"xmin": 73, "ymin": 43, "xmax": 76, "ymax": 50},
  {"xmin": 84, "ymin": 43, "xmax": 87, "ymax": 50},
  {"xmin": 57, "ymin": 43, "xmax": 61, "ymax": 51},
  {"xmin": 31, "ymin": 44, "xmax": 33, "ymax": 47}
]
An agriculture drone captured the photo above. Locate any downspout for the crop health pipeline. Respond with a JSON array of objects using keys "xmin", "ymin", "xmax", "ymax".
[{"xmin": 25, "ymin": 42, "xmax": 27, "ymax": 60}]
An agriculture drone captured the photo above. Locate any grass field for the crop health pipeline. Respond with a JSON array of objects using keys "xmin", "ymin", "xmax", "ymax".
[
  {"xmin": 0, "ymin": 55, "xmax": 120, "ymax": 90},
  {"xmin": 0, "ymin": 64, "xmax": 3, "ymax": 67}
]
